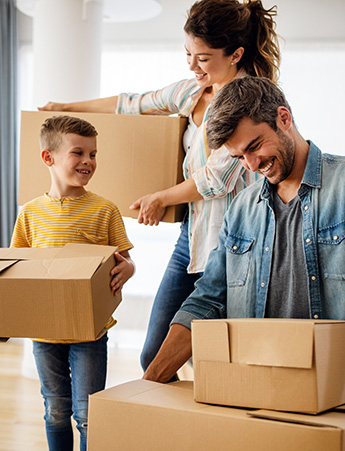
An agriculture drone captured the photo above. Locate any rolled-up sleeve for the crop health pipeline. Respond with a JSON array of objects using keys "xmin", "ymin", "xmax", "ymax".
[
  {"xmin": 116, "ymin": 79, "xmax": 202, "ymax": 116},
  {"xmin": 191, "ymin": 121, "xmax": 245, "ymax": 200}
]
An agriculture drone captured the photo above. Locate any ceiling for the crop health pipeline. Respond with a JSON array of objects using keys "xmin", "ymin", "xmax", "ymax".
[{"xmin": 18, "ymin": 0, "xmax": 345, "ymax": 48}]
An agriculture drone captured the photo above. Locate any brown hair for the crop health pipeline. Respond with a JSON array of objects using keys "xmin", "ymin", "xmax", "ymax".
[
  {"xmin": 206, "ymin": 76, "xmax": 293, "ymax": 149},
  {"xmin": 39, "ymin": 115, "xmax": 98, "ymax": 151},
  {"xmin": 184, "ymin": 0, "xmax": 280, "ymax": 83}
]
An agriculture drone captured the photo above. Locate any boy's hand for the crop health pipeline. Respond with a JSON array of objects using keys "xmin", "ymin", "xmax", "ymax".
[{"xmin": 110, "ymin": 251, "xmax": 135, "ymax": 296}]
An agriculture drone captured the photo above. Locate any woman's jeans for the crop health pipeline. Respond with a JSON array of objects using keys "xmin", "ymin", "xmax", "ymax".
[
  {"xmin": 33, "ymin": 334, "xmax": 108, "ymax": 451},
  {"xmin": 140, "ymin": 220, "xmax": 202, "ymax": 380}
]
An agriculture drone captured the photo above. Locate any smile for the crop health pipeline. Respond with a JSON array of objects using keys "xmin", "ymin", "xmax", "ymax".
[
  {"xmin": 195, "ymin": 73, "xmax": 207, "ymax": 80},
  {"xmin": 260, "ymin": 160, "xmax": 274, "ymax": 174},
  {"xmin": 76, "ymin": 169, "xmax": 91, "ymax": 174}
]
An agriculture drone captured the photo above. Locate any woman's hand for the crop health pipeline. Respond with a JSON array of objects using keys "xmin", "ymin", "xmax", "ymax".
[
  {"xmin": 38, "ymin": 102, "xmax": 65, "ymax": 111},
  {"xmin": 37, "ymin": 96, "xmax": 118, "ymax": 113},
  {"xmin": 110, "ymin": 251, "xmax": 135, "ymax": 296},
  {"xmin": 130, "ymin": 192, "xmax": 166, "ymax": 226}
]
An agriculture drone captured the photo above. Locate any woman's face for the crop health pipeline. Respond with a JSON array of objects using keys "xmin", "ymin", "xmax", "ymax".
[{"xmin": 184, "ymin": 32, "xmax": 237, "ymax": 92}]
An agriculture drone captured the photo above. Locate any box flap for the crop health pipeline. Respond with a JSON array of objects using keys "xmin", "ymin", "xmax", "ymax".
[
  {"xmin": 248, "ymin": 409, "xmax": 345, "ymax": 430},
  {"xmin": 0, "ymin": 247, "xmax": 59, "ymax": 260},
  {"xmin": 0, "ymin": 260, "xmax": 18, "ymax": 274},
  {"xmin": 1, "ymin": 256, "xmax": 104, "ymax": 279},
  {"xmin": 192, "ymin": 320, "xmax": 230, "ymax": 362},
  {"xmin": 55, "ymin": 243, "xmax": 117, "ymax": 260},
  {"xmin": 229, "ymin": 319, "xmax": 315, "ymax": 369}
]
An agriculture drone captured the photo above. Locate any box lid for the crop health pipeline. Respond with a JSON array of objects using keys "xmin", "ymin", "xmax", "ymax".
[
  {"xmin": 1, "ymin": 256, "xmax": 105, "ymax": 279},
  {"xmin": 192, "ymin": 319, "xmax": 345, "ymax": 369}
]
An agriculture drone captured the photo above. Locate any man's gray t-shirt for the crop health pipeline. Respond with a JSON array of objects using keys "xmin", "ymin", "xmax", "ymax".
[{"xmin": 264, "ymin": 188, "xmax": 310, "ymax": 318}]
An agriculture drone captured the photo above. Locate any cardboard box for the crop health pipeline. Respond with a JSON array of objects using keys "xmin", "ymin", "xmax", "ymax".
[
  {"xmin": 192, "ymin": 318, "xmax": 345, "ymax": 414},
  {"xmin": 19, "ymin": 111, "xmax": 187, "ymax": 222},
  {"xmin": 87, "ymin": 379, "xmax": 345, "ymax": 451},
  {"xmin": 0, "ymin": 243, "xmax": 121, "ymax": 340}
]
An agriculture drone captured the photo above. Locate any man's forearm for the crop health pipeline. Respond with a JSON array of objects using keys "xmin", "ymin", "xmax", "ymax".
[{"xmin": 143, "ymin": 324, "xmax": 192, "ymax": 383}]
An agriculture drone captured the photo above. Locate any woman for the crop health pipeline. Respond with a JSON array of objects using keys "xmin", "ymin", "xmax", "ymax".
[{"xmin": 40, "ymin": 0, "xmax": 281, "ymax": 379}]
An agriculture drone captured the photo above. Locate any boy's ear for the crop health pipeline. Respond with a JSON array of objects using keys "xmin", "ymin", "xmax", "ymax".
[{"xmin": 41, "ymin": 149, "xmax": 54, "ymax": 167}]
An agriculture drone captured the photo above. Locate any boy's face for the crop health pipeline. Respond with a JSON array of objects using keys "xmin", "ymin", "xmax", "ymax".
[{"xmin": 50, "ymin": 133, "xmax": 97, "ymax": 190}]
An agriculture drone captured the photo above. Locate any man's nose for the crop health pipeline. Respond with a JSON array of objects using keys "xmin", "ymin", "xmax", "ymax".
[{"xmin": 243, "ymin": 155, "xmax": 259, "ymax": 173}]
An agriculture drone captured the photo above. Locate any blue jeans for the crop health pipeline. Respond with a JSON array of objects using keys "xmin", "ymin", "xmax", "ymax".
[
  {"xmin": 33, "ymin": 334, "xmax": 108, "ymax": 451},
  {"xmin": 140, "ymin": 220, "xmax": 202, "ymax": 380}
]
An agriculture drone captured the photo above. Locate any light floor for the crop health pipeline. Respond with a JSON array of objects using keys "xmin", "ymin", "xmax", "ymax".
[{"xmin": 0, "ymin": 334, "xmax": 143, "ymax": 451}]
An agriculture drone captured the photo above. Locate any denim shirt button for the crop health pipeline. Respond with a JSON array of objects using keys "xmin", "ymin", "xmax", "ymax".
[
  {"xmin": 261, "ymin": 282, "xmax": 265, "ymax": 287},
  {"xmin": 265, "ymin": 247, "xmax": 269, "ymax": 252},
  {"xmin": 334, "ymin": 235, "xmax": 338, "ymax": 241},
  {"xmin": 314, "ymin": 314, "xmax": 319, "ymax": 319},
  {"xmin": 233, "ymin": 245, "xmax": 238, "ymax": 250},
  {"xmin": 311, "ymin": 275, "xmax": 316, "ymax": 281},
  {"xmin": 304, "ymin": 205, "xmax": 309, "ymax": 211},
  {"xmin": 306, "ymin": 238, "xmax": 311, "ymax": 243}
]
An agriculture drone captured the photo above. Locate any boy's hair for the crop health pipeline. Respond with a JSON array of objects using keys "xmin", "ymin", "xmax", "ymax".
[
  {"xmin": 206, "ymin": 76, "xmax": 294, "ymax": 150},
  {"xmin": 39, "ymin": 115, "xmax": 98, "ymax": 151}
]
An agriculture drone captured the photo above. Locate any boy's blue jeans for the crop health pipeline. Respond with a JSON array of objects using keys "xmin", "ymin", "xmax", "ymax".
[
  {"xmin": 140, "ymin": 220, "xmax": 202, "ymax": 380},
  {"xmin": 33, "ymin": 334, "xmax": 108, "ymax": 451}
]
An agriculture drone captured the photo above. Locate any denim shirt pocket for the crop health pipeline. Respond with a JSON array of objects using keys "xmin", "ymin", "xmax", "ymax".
[
  {"xmin": 318, "ymin": 221, "xmax": 345, "ymax": 281},
  {"xmin": 225, "ymin": 234, "xmax": 254, "ymax": 288}
]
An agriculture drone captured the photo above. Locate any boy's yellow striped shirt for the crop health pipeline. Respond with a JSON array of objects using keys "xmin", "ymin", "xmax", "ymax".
[{"xmin": 10, "ymin": 191, "xmax": 133, "ymax": 343}]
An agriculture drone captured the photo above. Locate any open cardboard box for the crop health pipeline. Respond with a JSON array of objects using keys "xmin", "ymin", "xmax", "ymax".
[
  {"xmin": 19, "ymin": 111, "xmax": 187, "ymax": 222},
  {"xmin": 192, "ymin": 318, "xmax": 345, "ymax": 414},
  {"xmin": 0, "ymin": 243, "xmax": 121, "ymax": 340},
  {"xmin": 87, "ymin": 379, "xmax": 345, "ymax": 451}
]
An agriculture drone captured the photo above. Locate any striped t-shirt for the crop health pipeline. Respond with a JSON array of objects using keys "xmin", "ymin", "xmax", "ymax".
[{"xmin": 10, "ymin": 191, "xmax": 133, "ymax": 343}]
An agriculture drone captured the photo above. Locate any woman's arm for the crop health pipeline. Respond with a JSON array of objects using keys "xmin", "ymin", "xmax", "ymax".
[
  {"xmin": 38, "ymin": 96, "xmax": 118, "ymax": 113},
  {"xmin": 130, "ymin": 177, "xmax": 203, "ymax": 226}
]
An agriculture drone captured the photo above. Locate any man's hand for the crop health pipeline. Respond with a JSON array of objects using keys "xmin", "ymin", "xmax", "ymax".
[
  {"xmin": 110, "ymin": 251, "xmax": 135, "ymax": 295},
  {"xmin": 143, "ymin": 324, "xmax": 192, "ymax": 383}
]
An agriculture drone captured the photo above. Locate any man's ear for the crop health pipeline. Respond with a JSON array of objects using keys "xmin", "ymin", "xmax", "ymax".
[
  {"xmin": 41, "ymin": 149, "xmax": 54, "ymax": 167},
  {"xmin": 276, "ymin": 106, "xmax": 293, "ymax": 131}
]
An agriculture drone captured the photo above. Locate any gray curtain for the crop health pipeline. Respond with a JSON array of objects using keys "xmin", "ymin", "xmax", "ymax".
[{"xmin": 0, "ymin": 0, "xmax": 17, "ymax": 247}]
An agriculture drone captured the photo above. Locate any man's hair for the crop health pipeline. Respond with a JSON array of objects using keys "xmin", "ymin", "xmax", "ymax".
[
  {"xmin": 206, "ymin": 76, "xmax": 293, "ymax": 149},
  {"xmin": 39, "ymin": 115, "xmax": 98, "ymax": 151}
]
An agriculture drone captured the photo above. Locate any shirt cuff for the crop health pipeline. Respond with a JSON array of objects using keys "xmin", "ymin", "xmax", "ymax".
[{"xmin": 170, "ymin": 310, "xmax": 201, "ymax": 330}]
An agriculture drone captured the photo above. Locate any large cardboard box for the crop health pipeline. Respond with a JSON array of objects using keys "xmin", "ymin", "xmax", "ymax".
[
  {"xmin": 0, "ymin": 243, "xmax": 121, "ymax": 340},
  {"xmin": 18, "ymin": 111, "xmax": 187, "ymax": 222},
  {"xmin": 192, "ymin": 318, "xmax": 345, "ymax": 414},
  {"xmin": 87, "ymin": 379, "xmax": 345, "ymax": 451}
]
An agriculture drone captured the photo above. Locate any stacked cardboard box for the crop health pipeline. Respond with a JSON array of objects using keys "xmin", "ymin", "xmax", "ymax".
[
  {"xmin": 87, "ymin": 319, "xmax": 345, "ymax": 449},
  {"xmin": 192, "ymin": 318, "xmax": 345, "ymax": 414},
  {"xmin": 88, "ymin": 379, "xmax": 345, "ymax": 451}
]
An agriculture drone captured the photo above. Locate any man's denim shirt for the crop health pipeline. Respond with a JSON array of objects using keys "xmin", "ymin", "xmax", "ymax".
[{"xmin": 173, "ymin": 142, "xmax": 345, "ymax": 328}]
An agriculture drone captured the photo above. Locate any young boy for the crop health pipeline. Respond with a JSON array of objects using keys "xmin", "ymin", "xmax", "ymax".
[{"xmin": 11, "ymin": 115, "xmax": 135, "ymax": 451}]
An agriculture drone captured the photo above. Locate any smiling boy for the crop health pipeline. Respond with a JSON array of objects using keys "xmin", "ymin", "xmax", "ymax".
[{"xmin": 10, "ymin": 115, "xmax": 134, "ymax": 451}]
